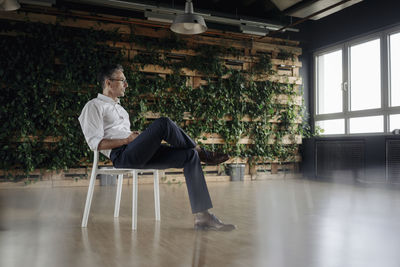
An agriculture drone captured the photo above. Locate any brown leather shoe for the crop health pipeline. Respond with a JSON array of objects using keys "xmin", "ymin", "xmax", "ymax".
[
  {"xmin": 194, "ymin": 211, "xmax": 236, "ymax": 231},
  {"xmin": 198, "ymin": 148, "xmax": 229, "ymax": 165}
]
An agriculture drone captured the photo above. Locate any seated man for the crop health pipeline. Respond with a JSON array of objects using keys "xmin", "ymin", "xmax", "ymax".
[{"xmin": 78, "ymin": 64, "xmax": 235, "ymax": 231}]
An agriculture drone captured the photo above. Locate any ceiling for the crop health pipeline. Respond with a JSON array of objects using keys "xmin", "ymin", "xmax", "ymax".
[
  {"xmin": 19, "ymin": 0, "xmax": 364, "ymax": 34},
  {"xmin": 64, "ymin": 0, "xmax": 363, "ymax": 22}
]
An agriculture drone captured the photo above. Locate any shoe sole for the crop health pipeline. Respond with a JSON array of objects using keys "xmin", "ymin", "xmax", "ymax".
[{"xmin": 194, "ymin": 224, "xmax": 236, "ymax": 232}]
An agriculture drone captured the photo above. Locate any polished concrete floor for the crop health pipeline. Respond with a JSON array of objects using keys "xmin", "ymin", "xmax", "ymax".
[{"xmin": 1, "ymin": 179, "xmax": 400, "ymax": 267}]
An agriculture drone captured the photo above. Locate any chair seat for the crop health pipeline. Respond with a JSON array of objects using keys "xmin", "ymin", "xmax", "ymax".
[
  {"xmin": 97, "ymin": 168, "xmax": 158, "ymax": 175},
  {"xmin": 96, "ymin": 169, "xmax": 134, "ymax": 175}
]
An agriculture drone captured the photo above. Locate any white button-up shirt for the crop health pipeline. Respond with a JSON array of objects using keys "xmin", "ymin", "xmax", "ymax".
[{"xmin": 78, "ymin": 94, "xmax": 132, "ymax": 158}]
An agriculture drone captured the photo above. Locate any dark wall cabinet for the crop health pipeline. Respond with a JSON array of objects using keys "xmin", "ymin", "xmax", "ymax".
[{"xmin": 301, "ymin": 136, "xmax": 400, "ymax": 183}]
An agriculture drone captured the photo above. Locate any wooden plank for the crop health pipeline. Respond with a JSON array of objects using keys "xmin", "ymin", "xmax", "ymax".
[
  {"xmin": 61, "ymin": 168, "xmax": 87, "ymax": 178},
  {"xmin": 135, "ymin": 63, "xmax": 302, "ymax": 85},
  {"xmin": 252, "ymin": 41, "xmax": 302, "ymax": 55},
  {"xmin": 249, "ymin": 164, "xmax": 257, "ymax": 176},
  {"xmin": 145, "ymin": 111, "xmax": 194, "ymax": 120},
  {"xmin": 184, "ymin": 35, "xmax": 302, "ymax": 55},
  {"xmin": 130, "ymin": 46, "xmax": 302, "ymax": 67},
  {"xmin": 11, "ymin": 136, "xmax": 62, "ymax": 143},
  {"xmin": 225, "ymin": 158, "xmax": 248, "ymax": 164},
  {"xmin": 256, "ymin": 162, "xmax": 298, "ymax": 172},
  {"xmin": 144, "ymin": 79, "xmax": 302, "ymax": 104},
  {"xmin": 271, "ymin": 163, "xmax": 278, "ymax": 174},
  {"xmin": 193, "ymin": 76, "xmax": 202, "ymax": 88},
  {"xmin": 253, "ymin": 154, "xmax": 301, "ymax": 164},
  {"xmin": 0, "ymin": 180, "xmax": 53, "ymax": 189},
  {"xmin": 274, "ymin": 94, "xmax": 303, "ymax": 105},
  {"xmin": 139, "ymin": 174, "xmax": 230, "ymax": 184},
  {"xmin": 128, "ymin": 24, "xmax": 173, "ymax": 39},
  {"xmin": 164, "ymin": 165, "xmax": 219, "ymax": 173},
  {"xmin": 1, "ymin": 169, "xmax": 43, "ymax": 178},
  {"xmin": 144, "ymin": 110, "xmax": 302, "ymax": 123},
  {"xmin": 280, "ymin": 135, "xmax": 302, "ymax": 145},
  {"xmin": 276, "ymin": 68, "xmax": 293, "ymax": 76},
  {"xmin": 271, "ymin": 59, "xmax": 302, "ymax": 68},
  {"xmin": 105, "ymin": 41, "xmax": 133, "ymax": 50},
  {"xmin": 137, "ymin": 64, "xmax": 201, "ymax": 76},
  {"xmin": 293, "ymin": 68, "xmax": 299, "ymax": 77},
  {"xmin": 197, "ymin": 133, "xmax": 302, "ymax": 145},
  {"xmin": 252, "ymin": 74, "xmax": 302, "ymax": 85},
  {"xmin": 254, "ymin": 37, "xmax": 300, "ymax": 47},
  {"xmin": 59, "ymin": 17, "xmax": 130, "ymax": 34},
  {"xmin": 0, "ymin": 156, "xmax": 303, "ymax": 187},
  {"xmin": 0, "ymin": 11, "xmax": 56, "ymax": 24},
  {"xmin": 185, "ymin": 35, "xmax": 252, "ymax": 50}
]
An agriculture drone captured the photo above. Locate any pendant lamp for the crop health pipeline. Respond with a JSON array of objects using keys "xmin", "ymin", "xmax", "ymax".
[
  {"xmin": 0, "ymin": 0, "xmax": 20, "ymax": 11},
  {"xmin": 170, "ymin": 0, "xmax": 207, "ymax": 35}
]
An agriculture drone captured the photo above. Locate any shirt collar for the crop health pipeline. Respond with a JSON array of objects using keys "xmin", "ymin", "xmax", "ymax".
[{"xmin": 97, "ymin": 93, "xmax": 120, "ymax": 104}]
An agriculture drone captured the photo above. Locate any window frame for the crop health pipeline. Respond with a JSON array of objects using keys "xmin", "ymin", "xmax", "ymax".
[
  {"xmin": 314, "ymin": 44, "xmax": 345, "ymax": 118},
  {"xmin": 314, "ymin": 25, "xmax": 400, "ymax": 136},
  {"xmin": 388, "ymin": 28, "xmax": 400, "ymax": 110}
]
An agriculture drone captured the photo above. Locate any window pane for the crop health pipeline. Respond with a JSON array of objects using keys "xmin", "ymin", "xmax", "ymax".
[
  {"xmin": 316, "ymin": 50, "xmax": 342, "ymax": 114},
  {"xmin": 390, "ymin": 32, "xmax": 400, "ymax": 107},
  {"xmin": 316, "ymin": 119, "xmax": 345, "ymax": 135},
  {"xmin": 349, "ymin": 116, "xmax": 383, "ymax": 133},
  {"xmin": 390, "ymin": 114, "xmax": 400, "ymax": 131},
  {"xmin": 350, "ymin": 39, "xmax": 381, "ymax": 111}
]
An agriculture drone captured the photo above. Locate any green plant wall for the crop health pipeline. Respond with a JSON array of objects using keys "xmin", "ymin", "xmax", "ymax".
[{"xmin": 0, "ymin": 18, "xmax": 305, "ymax": 180}]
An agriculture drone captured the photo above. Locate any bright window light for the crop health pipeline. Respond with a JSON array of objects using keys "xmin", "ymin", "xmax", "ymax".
[
  {"xmin": 349, "ymin": 116, "xmax": 383, "ymax": 133},
  {"xmin": 390, "ymin": 32, "xmax": 400, "ymax": 107},
  {"xmin": 350, "ymin": 39, "xmax": 381, "ymax": 111},
  {"xmin": 316, "ymin": 119, "xmax": 345, "ymax": 135},
  {"xmin": 316, "ymin": 50, "xmax": 342, "ymax": 114},
  {"xmin": 390, "ymin": 114, "xmax": 400, "ymax": 131}
]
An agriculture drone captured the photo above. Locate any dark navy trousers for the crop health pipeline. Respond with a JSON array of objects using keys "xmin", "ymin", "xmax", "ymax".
[{"xmin": 110, "ymin": 117, "xmax": 213, "ymax": 213}]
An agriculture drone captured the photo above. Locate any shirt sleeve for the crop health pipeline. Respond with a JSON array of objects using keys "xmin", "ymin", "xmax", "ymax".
[{"xmin": 78, "ymin": 101, "xmax": 104, "ymax": 151}]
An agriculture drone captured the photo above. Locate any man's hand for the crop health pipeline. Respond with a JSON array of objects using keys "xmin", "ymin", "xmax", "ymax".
[
  {"xmin": 125, "ymin": 131, "xmax": 140, "ymax": 144},
  {"xmin": 97, "ymin": 131, "xmax": 141, "ymax": 150}
]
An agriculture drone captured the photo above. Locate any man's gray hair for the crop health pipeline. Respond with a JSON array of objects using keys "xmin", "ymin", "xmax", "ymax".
[{"xmin": 97, "ymin": 64, "xmax": 124, "ymax": 89}]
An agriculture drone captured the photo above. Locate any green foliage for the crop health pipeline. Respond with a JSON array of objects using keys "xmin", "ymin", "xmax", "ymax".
[
  {"xmin": 0, "ymin": 18, "xmax": 303, "ymax": 181},
  {"xmin": 252, "ymin": 54, "xmax": 274, "ymax": 74},
  {"xmin": 277, "ymin": 49, "xmax": 295, "ymax": 61},
  {"xmin": 131, "ymin": 35, "xmax": 186, "ymax": 51}
]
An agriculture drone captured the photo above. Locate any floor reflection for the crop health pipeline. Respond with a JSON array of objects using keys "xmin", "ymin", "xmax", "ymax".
[
  {"xmin": 191, "ymin": 231, "xmax": 207, "ymax": 267},
  {"xmin": 2, "ymin": 180, "xmax": 400, "ymax": 267}
]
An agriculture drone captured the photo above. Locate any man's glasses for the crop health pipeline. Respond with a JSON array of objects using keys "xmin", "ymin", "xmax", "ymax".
[{"xmin": 110, "ymin": 78, "xmax": 127, "ymax": 83}]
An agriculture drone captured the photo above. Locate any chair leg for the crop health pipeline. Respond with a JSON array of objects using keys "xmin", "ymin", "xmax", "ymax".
[
  {"xmin": 132, "ymin": 170, "xmax": 138, "ymax": 230},
  {"xmin": 154, "ymin": 170, "xmax": 161, "ymax": 221},
  {"xmin": 114, "ymin": 174, "xmax": 124, "ymax": 218},
  {"xmin": 81, "ymin": 167, "xmax": 97, "ymax": 228}
]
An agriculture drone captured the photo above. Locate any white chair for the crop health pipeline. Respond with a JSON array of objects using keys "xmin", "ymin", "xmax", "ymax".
[{"xmin": 81, "ymin": 150, "xmax": 160, "ymax": 230}]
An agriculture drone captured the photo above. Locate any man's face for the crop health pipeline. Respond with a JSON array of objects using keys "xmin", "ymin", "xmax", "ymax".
[{"xmin": 108, "ymin": 70, "xmax": 128, "ymax": 98}]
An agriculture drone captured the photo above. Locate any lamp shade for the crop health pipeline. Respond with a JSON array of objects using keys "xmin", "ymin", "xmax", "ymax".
[
  {"xmin": 170, "ymin": 0, "xmax": 207, "ymax": 35},
  {"xmin": 0, "ymin": 0, "xmax": 21, "ymax": 11}
]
